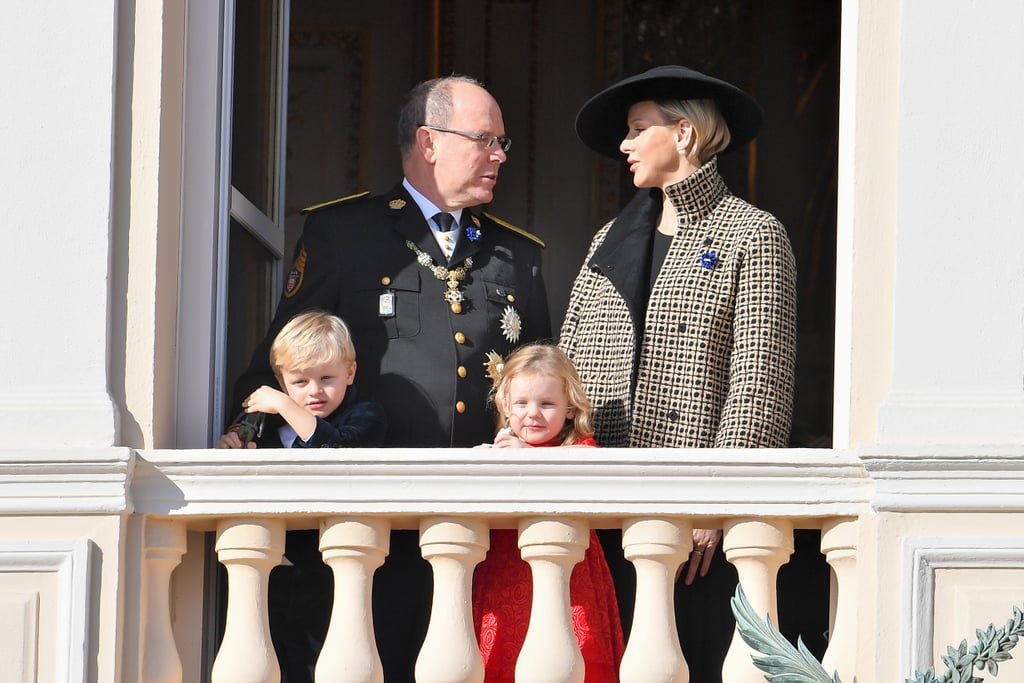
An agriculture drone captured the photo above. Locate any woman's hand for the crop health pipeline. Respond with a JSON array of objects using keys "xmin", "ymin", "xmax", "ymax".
[{"xmin": 679, "ymin": 528, "xmax": 720, "ymax": 585}]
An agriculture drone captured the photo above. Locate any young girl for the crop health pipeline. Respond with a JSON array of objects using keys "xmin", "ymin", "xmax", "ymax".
[{"xmin": 474, "ymin": 344, "xmax": 624, "ymax": 682}]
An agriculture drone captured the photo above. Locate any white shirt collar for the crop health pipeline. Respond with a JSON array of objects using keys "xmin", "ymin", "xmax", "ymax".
[{"xmin": 402, "ymin": 178, "xmax": 464, "ymax": 229}]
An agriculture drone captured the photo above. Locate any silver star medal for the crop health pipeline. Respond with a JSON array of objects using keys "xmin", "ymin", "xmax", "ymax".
[{"xmin": 500, "ymin": 305, "xmax": 521, "ymax": 344}]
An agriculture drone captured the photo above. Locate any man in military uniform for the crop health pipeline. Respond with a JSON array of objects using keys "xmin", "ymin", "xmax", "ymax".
[{"xmin": 234, "ymin": 76, "xmax": 550, "ymax": 682}]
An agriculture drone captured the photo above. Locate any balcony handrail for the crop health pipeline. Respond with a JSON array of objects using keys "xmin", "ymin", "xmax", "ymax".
[{"xmin": 130, "ymin": 447, "xmax": 872, "ymax": 523}]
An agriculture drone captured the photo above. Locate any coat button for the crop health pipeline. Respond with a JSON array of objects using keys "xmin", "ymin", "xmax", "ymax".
[
  {"xmin": 456, "ymin": 401, "xmax": 466, "ymax": 413},
  {"xmin": 457, "ymin": 365, "xmax": 467, "ymax": 378},
  {"xmin": 667, "ymin": 410, "xmax": 679, "ymax": 421},
  {"xmin": 381, "ymin": 276, "xmax": 391, "ymax": 286},
  {"xmin": 454, "ymin": 332, "xmax": 466, "ymax": 344},
  {"xmin": 677, "ymin": 323, "xmax": 687, "ymax": 333}
]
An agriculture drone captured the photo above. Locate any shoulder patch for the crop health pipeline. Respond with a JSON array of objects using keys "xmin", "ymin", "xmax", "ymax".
[
  {"xmin": 283, "ymin": 245, "xmax": 307, "ymax": 298},
  {"xmin": 482, "ymin": 212, "xmax": 545, "ymax": 247},
  {"xmin": 301, "ymin": 191, "xmax": 370, "ymax": 215}
]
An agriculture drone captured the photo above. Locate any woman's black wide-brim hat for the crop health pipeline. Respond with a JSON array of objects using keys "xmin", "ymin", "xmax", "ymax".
[{"xmin": 575, "ymin": 65, "xmax": 763, "ymax": 159}]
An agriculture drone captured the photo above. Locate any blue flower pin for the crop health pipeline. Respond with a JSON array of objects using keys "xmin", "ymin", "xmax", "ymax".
[
  {"xmin": 466, "ymin": 226, "xmax": 483, "ymax": 242},
  {"xmin": 700, "ymin": 251, "xmax": 719, "ymax": 269}
]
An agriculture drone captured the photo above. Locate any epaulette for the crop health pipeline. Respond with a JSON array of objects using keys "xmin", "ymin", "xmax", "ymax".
[
  {"xmin": 300, "ymin": 191, "xmax": 370, "ymax": 215},
  {"xmin": 482, "ymin": 211, "xmax": 545, "ymax": 247}
]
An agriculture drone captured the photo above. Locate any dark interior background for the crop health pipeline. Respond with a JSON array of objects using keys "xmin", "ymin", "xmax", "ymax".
[{"xmin": 283, "ymin": 0, "xmax": 839, "ymax": 450}]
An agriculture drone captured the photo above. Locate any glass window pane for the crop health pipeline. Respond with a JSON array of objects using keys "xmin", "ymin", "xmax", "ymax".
[
  {"xmin": 232, "ymin": 0, "xmax": 281, "ymax": 217},
  {"xmin": 224, "ymin": 218, "xmax": 276, "ymax": 417}
]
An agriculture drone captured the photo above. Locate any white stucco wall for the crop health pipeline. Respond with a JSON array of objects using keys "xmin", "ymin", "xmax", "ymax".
[
  {"xmin": 877, "ymin": 0, "xmax": 1024, "ymax": 444},
  {"xmin": 0, "ymin": 2, "xmax": 120, "ymax": 448}
]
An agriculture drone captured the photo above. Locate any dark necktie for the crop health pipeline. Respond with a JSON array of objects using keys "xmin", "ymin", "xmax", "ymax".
[{"xmin": 433, "ymin": 212, "xmax": 455, "ymax": 232}]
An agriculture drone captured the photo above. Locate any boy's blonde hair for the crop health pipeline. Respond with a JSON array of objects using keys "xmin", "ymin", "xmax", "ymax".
[
  {"xmin": 656, "ymin": 97, "xmax": 732, "ymax": 164},
  {"xmin": 491, "ymin": 343, "xmax": 594, "ymax": 445},
  {"xmin": 270, "ymin": 311, "xmax": 356, "ymax": 376}
]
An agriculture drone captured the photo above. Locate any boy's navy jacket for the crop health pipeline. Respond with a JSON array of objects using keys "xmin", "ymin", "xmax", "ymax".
[{"xmin": 254, "ymin": 385, "xmax": 386, "ymax": 448}]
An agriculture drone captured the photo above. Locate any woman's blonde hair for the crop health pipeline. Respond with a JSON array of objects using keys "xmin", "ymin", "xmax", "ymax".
[
  {"xmin": 657, "ymin": 97, "xmax": 732, "ymax": 164},
  {"xmin": 270, "ymin": 310, "xmax": 355, "ymax": 377},
  {"xmin": 490, "ymin": 343, "xmax": 594, "ymax": 445}
]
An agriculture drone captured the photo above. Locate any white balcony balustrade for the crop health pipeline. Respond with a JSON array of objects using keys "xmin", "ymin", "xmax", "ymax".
[{"xmin": 128, "ymin": 447, "xmax": 871, "ymax": 683}]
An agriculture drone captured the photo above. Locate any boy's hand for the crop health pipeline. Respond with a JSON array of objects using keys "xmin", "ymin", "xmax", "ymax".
[
  {"xmin": 243, "ymin": 385, "xmax": 292, "ymax": 415},
  {"xmin": 216, "ymin": 427, "xmax": 257, "ymax": 449}
]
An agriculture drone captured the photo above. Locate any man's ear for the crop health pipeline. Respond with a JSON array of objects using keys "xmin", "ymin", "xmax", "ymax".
[{"xmin": 418, "ymin": 127, "xmax": 438, "ymax": 164}]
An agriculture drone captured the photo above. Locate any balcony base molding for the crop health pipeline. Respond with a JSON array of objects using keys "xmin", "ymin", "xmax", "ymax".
[
  {"xmin": 860, "ymin": 444, "xmax": 1024, "ymax": 511},
  {"xmin": 0, "ymin": 448, "xmax": 133, "ymax": 513}
]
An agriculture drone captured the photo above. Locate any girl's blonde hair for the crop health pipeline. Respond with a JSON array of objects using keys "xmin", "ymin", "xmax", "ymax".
[
  {"xmin": 270, "ymin": 310, "xmax": 355, "ymax": 377},
  {"xmin": 490, "ymin": 343, "xmax": 594, "ymax": 445},
  {"xmin": 656, "ymin": 97, "xmax": 731, "ymax": 164}
]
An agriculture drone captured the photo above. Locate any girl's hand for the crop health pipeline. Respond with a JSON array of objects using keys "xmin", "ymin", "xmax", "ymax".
[{"xmin": 492, "ymin": 426, "xmax": 528, "ymax": 448}]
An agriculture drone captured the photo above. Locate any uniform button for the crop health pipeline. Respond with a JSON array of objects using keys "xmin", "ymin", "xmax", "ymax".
[
  {"xmin": 381, "ymin": 276, "xmax": 391, "ymax": 286},
  {"xmin": 677, "ymin": 323, "xmax": 687, "ymax": 333},
  {"xmin": 667, "ymin": 410, "xmax": 680, "ymax": 421},
  {"xmin": 457, "ymin": 365, "xmax": 467, "ymax": 378},
  {"xmin": 454, "ymin": 332, "xmax": 466, "ymax": 344},
  {"xmin": 506, "ymin": 294, "xmax": 515, "ymax": 303},
  {"xmin": 456, "ymin": 401, "xmax": 466, "ymax": 413}
]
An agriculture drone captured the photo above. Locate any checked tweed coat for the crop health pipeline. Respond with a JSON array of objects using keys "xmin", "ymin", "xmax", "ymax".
[{"xmin": 559, "ymin": 158, "xmax": 796, "ymax": 448}]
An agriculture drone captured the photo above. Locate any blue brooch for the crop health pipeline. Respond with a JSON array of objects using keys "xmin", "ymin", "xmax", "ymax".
[
  {"xmin": 466, "ymin": 226, "xmax": 482, "ymax": 242},
  {"xmin": 700, "ymin": 251, "xmax": 719, "ymax": 269}
]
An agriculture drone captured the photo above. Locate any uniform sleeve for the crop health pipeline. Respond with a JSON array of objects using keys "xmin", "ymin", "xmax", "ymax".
[
  {"xmin": 295, "ymin": 400, "xmax": 387, "ymax": 448},
  {"xmin": 232, "ymin": 212, "xmax": 345, "ymax": 412},
  {"xmin": 714, "ymin": 218, "xmax": 797, "ymax": 448}
]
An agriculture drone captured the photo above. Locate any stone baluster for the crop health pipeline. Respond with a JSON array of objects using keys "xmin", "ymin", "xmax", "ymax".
[
  {"xmin": 720, "ymin": 518, "xmax": 794, "ymax": 683},
  {"xmin": 141, "ymin": 518, "xmax": 188, "ymax": 683},
  {"xmin": 620, "ymin": 517, "xmax": 693, "ymax": 683},
  {"xmin": 516, "ymin": 518, "xmax": 588, "ymax": 683},
  {"xmin": 820, "ymin": 518, "xmax": 858, "ymax": 682},
  {"xmin": 415, "ymin": 517, "xmax": 489, "ymax": 683},
  {"xmin": 211, "ymin": 518, "xmax": 285, "ymax": 683},
  {"xmin": 315, "ymin": 517, "xmax": 391, "ymax": 683}
]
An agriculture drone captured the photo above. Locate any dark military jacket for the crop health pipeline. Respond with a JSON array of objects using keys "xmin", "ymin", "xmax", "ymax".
[{"xmin": 236, "ymin": 183, "xmax": 551, "ymax": 447}]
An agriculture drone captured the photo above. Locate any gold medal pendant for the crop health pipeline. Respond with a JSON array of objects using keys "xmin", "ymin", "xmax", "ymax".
[
  {"xmin": 406, "ymin": 240, "xmax": 474, "ymax": 315},
  {"xmin": 445, "ymin": 282, "xmax": 464, "ymax": 313}
]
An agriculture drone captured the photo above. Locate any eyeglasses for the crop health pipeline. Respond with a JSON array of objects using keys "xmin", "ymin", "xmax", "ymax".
[{"xmin": 421, "ymin": 124, "xmax": 512, "ymax": 153}]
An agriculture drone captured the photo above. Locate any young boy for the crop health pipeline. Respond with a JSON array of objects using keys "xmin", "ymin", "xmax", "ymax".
[
  {"xmin": 218, "ymin": 310, "xmax": 385, "ymax": 449},
  {"xmin": 217, "ymin": 310, "xmax": 386, "ymax": 682}
]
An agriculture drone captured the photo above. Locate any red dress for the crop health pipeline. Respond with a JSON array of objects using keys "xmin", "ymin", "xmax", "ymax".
[{"xmin": 472, "ymin": 437, "xmax": 625, "ymax": 682}]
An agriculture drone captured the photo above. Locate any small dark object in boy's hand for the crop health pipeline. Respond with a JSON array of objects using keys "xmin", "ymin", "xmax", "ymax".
[{"xmin": 231, "ymin": 411, "xmax": 266, "ymax": 448}]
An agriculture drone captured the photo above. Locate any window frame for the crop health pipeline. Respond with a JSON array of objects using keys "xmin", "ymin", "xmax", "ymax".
[{"xmin": 176, "ymin": 0, "xmax": 290, "ymax": 448}]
